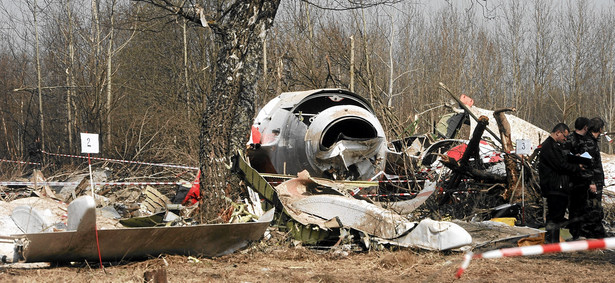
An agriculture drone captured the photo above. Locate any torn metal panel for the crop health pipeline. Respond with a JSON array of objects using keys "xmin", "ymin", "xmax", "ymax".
[
  {"xmin": 141, "ymin": 186, "xmax": 171, "ymax": 213},
  {"xmin": 118, "ymin": 212, "xmax": 165, "ymax": 227},
  {"xmin": 11, "ymin": 206, "xmax": 53, "ymax": 233},
  {"xmin": 236, "ymin": 150, "xmax": 378, "ymax": 204},
  {"xmin": 234, "ymin": 152, "xmax": 277, "ymax": 210},
  {"xmin": 11, "ymin": 196, "xmax": 274, "ymax": 262},
  {"xmin": 381, "ymin": 180, "xmax": 437, "ymax": 215},
  {"xmin": 436, "ymin": 112, "xmax": 467, "ymax": 139},
  {"xmin": 286, "ymin": 220, "xmax": 333, "ymax": 245},
  {"xmin": 291, "ymin": 195, "xmax": 416, "ymax": 239},
  {"xmin": 53, "ymin": 174, "xmax": 86, "ymax": 201},
  {"xmin": 274, "ymin": 171, "xmax": 473, "ymax": 250},
  {"xmin": 29, "ymin": 170, "xmax": 58, "ymax": 200},
  {"xmin": 453, "ymin": 220, "xmax": 544, "ymax": 252},
  {"xmin": 380, "ymin": 219, "xmax": 473, "ymax": 250},
  {"xmin": 302, "ymin": 174, "xmax": 378, "ymax": 197},
  {"xmin": 53, "ymin": 169, "xmax": 110, "ymax": 203},
  {"xmin": 247, "ymin": 89, "xmax": 387, "ymax": 180},
  {"xmin": 275, "ymin": 171, "xmax": 414, "ymax": 239},
  {"xmin": 469, "ymin": 106, "xmax": 549, "ymax": 148},
  {"xmin": 67, "ymin": 195, "xmax": 96, "ymax": 231}
]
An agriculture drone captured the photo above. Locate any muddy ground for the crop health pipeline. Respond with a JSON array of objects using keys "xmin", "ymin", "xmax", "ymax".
[{"xmin": 2, "ymin": 240, "xmax": 615, "ymax": 283}]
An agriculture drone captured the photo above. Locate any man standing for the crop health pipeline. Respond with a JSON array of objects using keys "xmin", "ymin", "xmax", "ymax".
[
  {"xmin": 539, "ymin": 123, "xmax": 583, "ymax": 243},
  {"xmin": 580, "ymin": 117, "xmax": 607, "ymax": 238},
  {"xmin": 565, "ymin": 117, "xmax": 591, "ymax": 240}
]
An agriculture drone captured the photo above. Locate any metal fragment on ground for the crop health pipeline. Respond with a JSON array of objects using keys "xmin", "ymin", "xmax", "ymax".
[
  {"xmin": 380, "ymin": 180, "xmax": 437, "ymax": 215},
  {"xmin": 8, "ymin": 196, "xmax": 273, "ymax": 263},
  {"xmin": 291, "ymin": 194, "xmax": 416, "ymax": 239},
  {"xmin": 274, "ymin": 171, "xmax": 472, "ymax": 250},
  {"xmin": 379, "ymin": 218, "xmax": 473, "ymax": 250}
]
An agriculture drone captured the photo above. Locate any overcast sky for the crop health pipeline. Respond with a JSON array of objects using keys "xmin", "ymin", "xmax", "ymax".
[{"xmin": 2, "ymin": 0, "xmax": 615, "ymax": 48}]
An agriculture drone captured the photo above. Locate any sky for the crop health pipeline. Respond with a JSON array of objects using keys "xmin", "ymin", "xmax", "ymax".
[{"xmin": 2, "ymin": 0, "xmax": 615, "ymax": 50}]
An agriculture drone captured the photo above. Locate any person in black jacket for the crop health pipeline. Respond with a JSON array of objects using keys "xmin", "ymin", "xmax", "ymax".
[
  {"xmin": 580, "ymin": 117, "xmax": 607, "ymax": 238},
  {"xmin": 564, "ymin": 117, "xmax": 591, "ymax": 240},
  {"xmin": 539, "ymin": 123, "xmax": 583, "ymax": 243}
]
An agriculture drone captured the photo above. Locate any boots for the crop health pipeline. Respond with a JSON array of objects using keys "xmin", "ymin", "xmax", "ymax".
[{"xmin": 545, "ymin": 222, "xmax": 560, "ymax": 243}]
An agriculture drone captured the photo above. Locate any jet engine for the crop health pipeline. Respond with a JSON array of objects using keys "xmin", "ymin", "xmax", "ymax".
[{"xmin": 247, "ymin": 89, "xmax": 387, "ymax": 180}]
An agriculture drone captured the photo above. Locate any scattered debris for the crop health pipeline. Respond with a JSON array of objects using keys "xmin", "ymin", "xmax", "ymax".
[
  {"xmin": 2, "ymin": 86, "xmax": 615, "ymax": 266},
  {"xmin": 3, "ymin": 195, "xmax": 273, "ymax": 263},
  {"xmin": 0, "ymin": 168, "xmax": 273, "ymax": 264},
  {"xmin": 238, "ymin": 153, "xmax": 471, "ymax": 251}
]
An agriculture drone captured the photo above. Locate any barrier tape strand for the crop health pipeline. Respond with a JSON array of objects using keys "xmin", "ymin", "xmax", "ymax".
[
  {"xmin": 0, "ymin": 159, "xmax": 41, "ymax": 166},
  {"xmin": 0, "ymin": 181, "xmax": 194, "ymax": 186},
  {"xmin": 41, "ymin": 150, "xmax": 198, "ymax": 170},
  {"xmin": 455, "ymin": 237, "xmax": 615, "ymax": 278}
]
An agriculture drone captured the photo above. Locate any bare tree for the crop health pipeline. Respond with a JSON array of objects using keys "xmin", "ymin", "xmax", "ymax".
[
  {"xmin": 560, "ymin": 0, "xmax": 592, "ymax": 119},
  {"xmin": 32, "ymin": 0, "xmax": 46, "ymax": 153},
  {"xmin": 500, "ymin": 0, "xmax": 527, "ymax": 112},
  {"xmin": 528, "ymin": 0, "xmax": 557, "ymax": 127},
  {"xmin": 131, "ymin": 0, "xmax": 400, "ymax": 220},
  {"xmin": 130, "ymin": 0, "xmax": 281, "ymax": 219},
  {"xmin": 594, "ymin": 7, "xmax": 615, "ymax": 154}
]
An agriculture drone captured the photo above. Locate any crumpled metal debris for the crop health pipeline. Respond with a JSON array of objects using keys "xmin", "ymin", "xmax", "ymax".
[
  {"xmin": 274, "ymin": 170, "xmax": 472, "ymax": 250},
  {"xmin": 6, "ymin": 196, "xmax": 274, "ymax": 263}
]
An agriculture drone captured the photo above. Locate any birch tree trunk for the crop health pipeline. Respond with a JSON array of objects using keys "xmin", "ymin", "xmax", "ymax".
[
  {"xmin": 91, "ymin": 0, "xmax": 101, "ymax": 135},
  {"xmin": 198, "ymin": 0, "xmax": 281, "ymax": 219},
  {"xmin": 65, "ymin": 0, "xmax": 75, "ymax": 153},
  {"xmin": 33, "ymin": 0, "xmax": 45, "ymax": 152},
  {"xmin": 387, "ymin": 15, "xmax": 394, "ymax": 108},
  {"xmin": 349, "ymin": 35, "xmax": 355, "ymax": 92},
  {"xmin": 106, "ymin": 1, "xmax": 116, "ymax": 148},
  {"xmin": 183, "ymin": 18, "xmax": 190, "ymax": 120}
]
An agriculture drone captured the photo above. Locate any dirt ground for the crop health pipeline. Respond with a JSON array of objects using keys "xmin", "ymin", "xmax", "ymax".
[{"xmin": 2, "ymin": 240, "xmax": 615, "ymax": 283}]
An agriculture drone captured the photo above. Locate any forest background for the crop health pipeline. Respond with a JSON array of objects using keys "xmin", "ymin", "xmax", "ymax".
[{"xmin": 1, "ymin": 0, "xmax": 614, "ymax": 175}]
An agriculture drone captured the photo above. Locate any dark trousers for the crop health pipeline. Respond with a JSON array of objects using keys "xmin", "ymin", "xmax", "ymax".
[
  {"xmin": 581, "ymin": 189, "xmax": 606, "ymax": 238},
  {"xmin": 546, "ymin": 194, "xmax": 568, "ymax": 243},
  {"xmin": 568, "ymin": 184, "xmax": 588, "ymax": 239}
]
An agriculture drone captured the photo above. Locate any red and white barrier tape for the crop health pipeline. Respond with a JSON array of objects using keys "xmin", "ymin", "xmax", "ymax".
[
  {"xmin": 266, "ymin": 179, "xmax": 426, "ymax": 186},
  {"xmin": 455, "ymin": 237, "xmax": 615, "ymax": 278},
  {"xmin": 419, "ymin": 166, "xmax": 444, "ymax": 173},
  {"xmin": 358, "ymin": 192, "xmax": 417, "ymax": 197},
  {"xmin": 0, "ymin": 159, "xmax": 41, "ymax": 166},
  {"xmin": 41, "ymin": 150, "xmax": 198, "ymax": 170},
  {"xmin": 0, "ymin": 181, "xmax": 195, "ymax": 187}
]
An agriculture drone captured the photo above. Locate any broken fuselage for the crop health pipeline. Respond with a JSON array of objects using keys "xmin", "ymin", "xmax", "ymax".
[{"xmin": 247, "ymin": 89, "xmax": 387, "ymax": 180}]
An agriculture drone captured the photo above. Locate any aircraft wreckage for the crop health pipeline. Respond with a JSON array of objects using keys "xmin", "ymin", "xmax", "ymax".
[
  {"xmin": 2, "ymin": 86, "xmax": 614, "ymax": 264},
  {"xmin": 247, "ymin": 89, "xmax": 387, "ymax": 180},
  {"xmin": 0, "ymin": 194, "xmax": 273, "ymax": 263},
  {"xmin": 242, "ymin": 87, "xmax": 613, "ymax": 247}
]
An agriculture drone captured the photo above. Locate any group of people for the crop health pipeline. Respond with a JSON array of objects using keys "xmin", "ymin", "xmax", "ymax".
[{"xmin": 538, "ymin": 117, "xmax": 607, "ymax": 243}]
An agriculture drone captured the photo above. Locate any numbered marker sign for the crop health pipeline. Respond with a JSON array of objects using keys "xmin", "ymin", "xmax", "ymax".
[
  {"xmin": 516, "ymin": 139, "xmax": 532, "ymax": 155},
  {"xmin": 80, "ymin": 133, "xmax": 100, "ymax": 154}
]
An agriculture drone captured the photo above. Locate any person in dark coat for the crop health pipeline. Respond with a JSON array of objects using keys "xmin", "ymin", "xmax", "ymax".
[
  {"xmin": 580, "ymin": 117, "xmax": 607, "ymax": 238},
  {"xmin": 538, "ymin": 123, "xmax": 583, "ymax": 243},
  {"xmin": 564, "ymin": 117, "xmax": 591, "ymax": 240}
]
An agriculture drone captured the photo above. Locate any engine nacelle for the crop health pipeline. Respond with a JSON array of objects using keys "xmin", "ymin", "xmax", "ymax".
[{"xmin": 247, "ymin": 89, "xmax": 387, "ymax": 180}]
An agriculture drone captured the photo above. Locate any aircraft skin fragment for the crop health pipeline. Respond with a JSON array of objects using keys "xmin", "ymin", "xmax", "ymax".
[
  {"xmin": 12, "ymin": 196, "xmax": 274, "ymax": 263},
  {"xmin": 381, "ymin": 180, "xmax": 437, "ymax": 215},
  {"xmin": 274, "ymin": 171, "xmax": 472, "ymax": 250}
]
